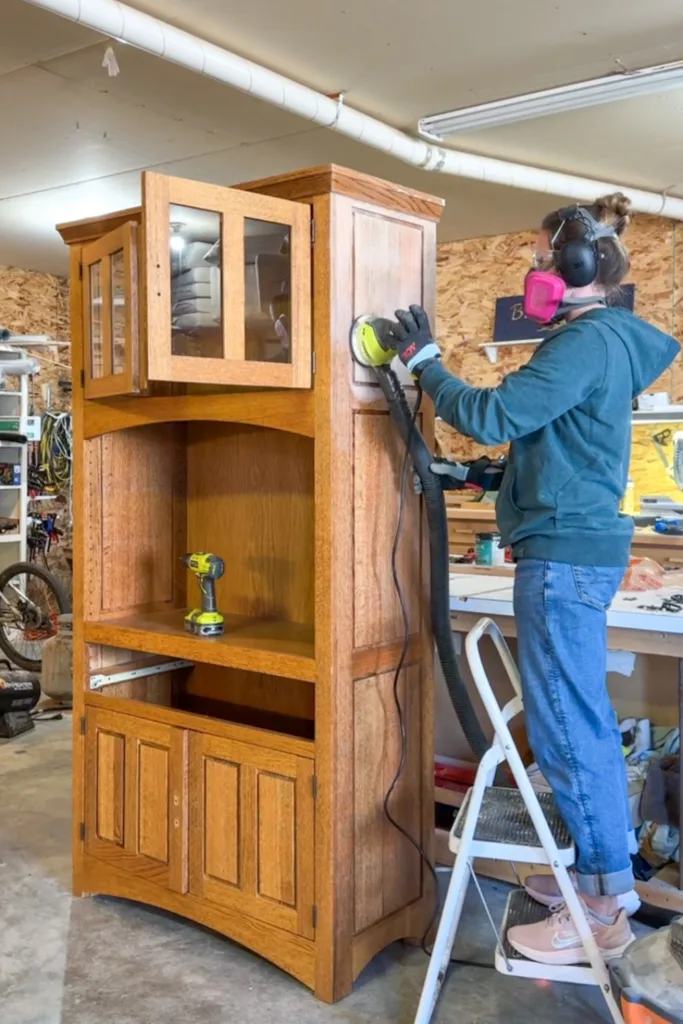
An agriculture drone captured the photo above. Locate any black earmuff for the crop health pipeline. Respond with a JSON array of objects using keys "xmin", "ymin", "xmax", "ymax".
[{"xmin": 553, "ymin": 206, "xmax": 600, "ymax": 288}]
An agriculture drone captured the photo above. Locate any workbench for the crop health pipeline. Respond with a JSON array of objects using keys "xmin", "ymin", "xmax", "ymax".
[{"xmin": 449, "ymin": 569, "xmax": 683, "ymax": 912}]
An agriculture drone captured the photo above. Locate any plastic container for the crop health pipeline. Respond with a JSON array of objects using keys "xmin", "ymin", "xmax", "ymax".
[
  {"xmin": 474, "ymin": 532, "xmax": 506, "ymax": 567},
  {"xmin": 41, "ymin": 613, "xmax": 73, "ymax": 701}
]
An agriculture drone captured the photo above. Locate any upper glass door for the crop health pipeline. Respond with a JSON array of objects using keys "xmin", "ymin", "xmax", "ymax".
[
  {"xmin": 82, "ymin": 222, "xmax": 140, "ymax": 399},
  {"xmin": 142, "ymin": 173, "xmax": 312, "ymax": 389}
]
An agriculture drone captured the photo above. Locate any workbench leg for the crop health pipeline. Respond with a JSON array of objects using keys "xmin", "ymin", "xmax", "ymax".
[{"xmin": 679, "ymin": 658, "xmax": 683, "ymax": 892}]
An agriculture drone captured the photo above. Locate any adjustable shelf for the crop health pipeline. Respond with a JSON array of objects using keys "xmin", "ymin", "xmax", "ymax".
[{"xmin": 84, "ymin": 610, "xmax": 315, "ymax": 682}]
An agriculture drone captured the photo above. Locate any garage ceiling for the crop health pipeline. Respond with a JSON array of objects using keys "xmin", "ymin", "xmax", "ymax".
[{"xmin": 3, "ymin": 0, "xmax": 683, "ymax": 274}]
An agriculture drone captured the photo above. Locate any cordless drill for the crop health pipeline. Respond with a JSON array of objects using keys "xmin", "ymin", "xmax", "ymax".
[{"xmin": 182, "ymin": 552, "xmax": 225, "ymax": 637}]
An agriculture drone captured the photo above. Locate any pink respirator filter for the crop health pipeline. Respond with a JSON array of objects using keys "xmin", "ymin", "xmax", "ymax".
[{"xmin": 523, "ymin": 271, "xmax": 566, "ymax": 323}]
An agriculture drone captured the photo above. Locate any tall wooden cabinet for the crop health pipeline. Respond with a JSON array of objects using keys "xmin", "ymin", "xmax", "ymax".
[{"xmin": 59, "ymin": 165, "xmax": 443, "ymax": 1001}]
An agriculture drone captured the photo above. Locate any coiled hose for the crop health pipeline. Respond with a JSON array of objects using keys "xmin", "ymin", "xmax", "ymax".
[{"xmin": 376, "ymin": 365, "xmax": 488, "ymax": 760}]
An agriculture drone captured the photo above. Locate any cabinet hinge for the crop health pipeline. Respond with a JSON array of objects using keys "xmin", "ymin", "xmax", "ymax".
[
  {"xmin": 80, "ymin": 715, "xmax": 86, "ymax": 735},
  {"xmin": 310, "ymin": 218, "xmax": 316, "ymax": 246},
  {"xmin": 80, "ymin": 368, "xmax": 85, "ymax": 389},
  {"xmin": 80, "ymin": 822, "xmax": 86, "ymax": 842},
  {"xmin": 312, "ymin": 774, "xmax": 318, "ymax": 799},
  {"xmin": 79, "ymin": 263, "xmax": 83, "ymax": 281},
  {"xmin": 312, "ymin": 905, "xmax": 318, "ymax": 929},
  {"xmin": 311, "ymin": 351, "xmax": 316, "ymax": 376}
]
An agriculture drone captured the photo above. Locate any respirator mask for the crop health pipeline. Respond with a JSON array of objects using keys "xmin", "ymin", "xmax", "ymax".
[{"xmin": 523, "ymin": 205, "xmax": 618, "ymax": 324}]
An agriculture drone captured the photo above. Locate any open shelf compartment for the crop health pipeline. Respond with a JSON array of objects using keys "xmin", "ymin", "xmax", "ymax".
[
  {"xmin": 85, "ymin": 647, "xmax": 315, "ymax": 743},
  {"xmin": 83, "ymin": 419, "xmax": 315, "ymax": 682}
]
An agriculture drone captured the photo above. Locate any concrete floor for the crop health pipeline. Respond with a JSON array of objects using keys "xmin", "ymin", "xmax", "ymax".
[{"xmin": 1, "ymin": 717, "xmax": 628, "ymax": 1023}]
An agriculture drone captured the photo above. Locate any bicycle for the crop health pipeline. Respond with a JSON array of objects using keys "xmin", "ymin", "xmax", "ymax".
[
  {"xmin": 0, "ymin": 431, "xmax": 71, "ymax": 671},
  {"xmin": 0, "ymin": 559, "xmax": 70, "ymax": 671}
]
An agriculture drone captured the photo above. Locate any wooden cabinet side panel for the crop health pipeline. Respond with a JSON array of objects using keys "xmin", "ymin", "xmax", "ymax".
[
  {"xmin": 350, "ymin": 208, "xmax": 428, "ymax": 390},
  {"xmin": 84, "ymin": 423, "xmax": 187, "ymax": 619},
  {"xmin": 353, "ymin": 410, "xmax": 421, "ymax": 649},
  {"xmin": 353, "ymin": 665, "xmax": 422, "ymax": 934},
  {"xmin": 313, "ymin": 193, "xmax": 437, "ymax": 999}
]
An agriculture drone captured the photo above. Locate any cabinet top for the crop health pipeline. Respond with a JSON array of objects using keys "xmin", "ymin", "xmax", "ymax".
[
  {"xmin": 236, "ymin": 164, "xmax": 445, "ymax": 222},
  {"xmin": 56, "ymin": 164, "xmax": 445, "ymax": 245}
]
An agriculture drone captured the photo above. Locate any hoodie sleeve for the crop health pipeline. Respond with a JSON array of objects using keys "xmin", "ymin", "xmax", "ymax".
[{"xmin": 419, "ymin": 325, "xmax": 607, "ymax": 445}]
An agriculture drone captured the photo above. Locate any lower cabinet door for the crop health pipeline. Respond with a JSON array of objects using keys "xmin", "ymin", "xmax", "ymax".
[
  {"xmin": 84, "ymin": 707, "xmax": 187, "ymax": 892},
  {"xmin": 188, "ymin": 731, "xmax": 315, "ymax": 938}
]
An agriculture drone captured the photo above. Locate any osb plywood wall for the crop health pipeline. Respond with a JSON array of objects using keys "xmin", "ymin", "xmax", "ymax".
[
  {"xmin": 0, "ymin": 265, "xmax": 70, "ymax": 413},
  {"xmin": 0, "ymin": 265, "xmax": 72, "ymax": 595},
  {"xmin": 435, "ymin": 216, "xmax": 682, "ymax": 461}
]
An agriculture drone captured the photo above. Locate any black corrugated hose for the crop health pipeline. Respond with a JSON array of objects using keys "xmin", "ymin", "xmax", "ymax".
[{"xmin": 375, "ymin": 365, "xmax": 488, "ymax": 759}]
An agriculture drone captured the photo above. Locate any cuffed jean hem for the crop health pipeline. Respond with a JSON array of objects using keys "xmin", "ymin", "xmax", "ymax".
[{"xmin": 576, "ymin": 865, "xmax": 635, "ymax": 897}]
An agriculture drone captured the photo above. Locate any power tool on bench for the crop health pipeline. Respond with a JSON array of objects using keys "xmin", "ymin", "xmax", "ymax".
[{"xmin": 182, "ymin": 552, "xmax": 225, "ymax": 637}]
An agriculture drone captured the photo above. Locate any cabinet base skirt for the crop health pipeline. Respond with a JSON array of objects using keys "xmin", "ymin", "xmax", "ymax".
[
  {"xmin": 80, "ymin": 855, "xmax": 432, "ymax": 1003},
  {"xmin": 80, "ymin": 854, "xmax": 316, "ymax": 991}
]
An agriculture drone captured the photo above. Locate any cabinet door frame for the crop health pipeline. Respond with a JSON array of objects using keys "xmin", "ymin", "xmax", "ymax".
[
  {"xmin": 143, "ymin": 172, "xmax": 311, "ymax": 389},
  {"xmin": 82, "ymin": 222, "xmax": 140, "ymax": 399},
  {"xmin": 188, "ymin": 731, "xmax": 315, "ymax": 938},
  {"xmin": 84, "ymin": 707, "xmax": 187, "ymax": 892}
]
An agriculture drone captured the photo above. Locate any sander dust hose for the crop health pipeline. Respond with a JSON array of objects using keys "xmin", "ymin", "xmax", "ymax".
[{"xmin": 375, "ymin": 365, "xmax": 488, "ymax": 760}]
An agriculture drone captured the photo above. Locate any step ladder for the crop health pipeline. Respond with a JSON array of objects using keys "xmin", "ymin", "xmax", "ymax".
[{"xmin": 414, "ymin": 617, "xmax": 625, "ymax": 1024}]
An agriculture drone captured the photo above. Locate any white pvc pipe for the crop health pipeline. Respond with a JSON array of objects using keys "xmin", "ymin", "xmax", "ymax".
[{"xmin": 22, "ymin": 0, "xmax": 683, "ymax": 219}]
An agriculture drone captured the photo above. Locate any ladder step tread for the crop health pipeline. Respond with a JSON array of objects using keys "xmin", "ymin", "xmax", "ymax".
[
  {"xmin": 497, "ymin": 889, "xmax": 596, "ymax": 986},
  {"xmin": 454, "ymin": 787, "xmax": 572, "ymax": 849},
  {"xmin": 501, "ymin": 888, "xmax": 549, "ymax": 962}
]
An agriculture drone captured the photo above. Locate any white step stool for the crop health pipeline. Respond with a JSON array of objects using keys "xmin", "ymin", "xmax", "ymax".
[{"xmin": 414, "ymin": 616, "xmax": 626, "ymax": 1024}]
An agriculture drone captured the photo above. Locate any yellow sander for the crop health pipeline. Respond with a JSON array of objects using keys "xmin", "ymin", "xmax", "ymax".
[{"xmin": 349, "ymin": 315, "xmax": 398, "ymax": 367}]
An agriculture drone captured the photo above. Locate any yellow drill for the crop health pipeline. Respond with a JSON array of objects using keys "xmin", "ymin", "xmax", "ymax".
[{"xmin": 182, "ymin": 553, "xmax": 225, "ymax": 637}]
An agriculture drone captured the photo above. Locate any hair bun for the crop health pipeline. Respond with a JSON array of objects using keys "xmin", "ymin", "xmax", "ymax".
[{"xmin": 595, "ymin": 191, "xmax": 632, "ymax": 233}]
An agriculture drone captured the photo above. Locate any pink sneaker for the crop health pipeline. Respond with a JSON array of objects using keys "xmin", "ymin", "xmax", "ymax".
[
  {"xmin": 524, "ymin": 873, "xmax": 641, "ymax": 916},
  {"xmin": 508, "ymin": 903, "xmax": 635, "ymax": 966}
]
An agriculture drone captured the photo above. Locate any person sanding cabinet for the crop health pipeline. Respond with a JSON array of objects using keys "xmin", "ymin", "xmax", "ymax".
[{"xmin": 386, "ymin": 193, "xmax": 680, "ymax": 965}]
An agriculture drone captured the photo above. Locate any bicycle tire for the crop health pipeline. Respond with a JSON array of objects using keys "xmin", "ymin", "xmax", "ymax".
[{"xmin": 0, "ymin": 561, "xmax": 70, "ymax": 671}]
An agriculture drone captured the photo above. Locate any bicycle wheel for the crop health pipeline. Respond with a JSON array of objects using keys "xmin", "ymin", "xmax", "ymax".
[{"xmin": 0, "ymin": 561, "xmax": 70, "ymax": 671}]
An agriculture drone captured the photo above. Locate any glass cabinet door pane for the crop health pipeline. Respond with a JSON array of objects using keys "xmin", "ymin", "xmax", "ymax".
[
  {"xmin": 244, "ymin": 219, "xmax": 292, "ymax": 364},
  {"xmin": 110, "ymin": 249, "xmax": 126, "ymax": 375},
  {"xmin": 89, "ymin": 261, "xmax": 104, "ymax": 378},
  {"xmin": 170, "ymin": 204, "xmax": 223, "ymax": 359}
]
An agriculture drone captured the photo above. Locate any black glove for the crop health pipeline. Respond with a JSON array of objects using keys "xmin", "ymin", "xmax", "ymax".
[{"xmin": 391, "ymin": 305, "xmax": 441, "ymax": 376}]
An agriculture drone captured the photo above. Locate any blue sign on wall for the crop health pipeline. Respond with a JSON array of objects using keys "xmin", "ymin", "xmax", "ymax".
[{"xmin": 493, "ymin": 284, "xmax": 635, "ymax": 343}]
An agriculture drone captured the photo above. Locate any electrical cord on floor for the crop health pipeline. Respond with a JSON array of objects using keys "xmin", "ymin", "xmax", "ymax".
[{"xmin": 383, "ymin": 384, "xmax": 493, "ymax": 973}]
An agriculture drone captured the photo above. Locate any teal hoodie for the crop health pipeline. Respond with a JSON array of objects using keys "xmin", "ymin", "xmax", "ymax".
[{"xmin": 420, "ymin": 308, "xmax": 680, "ymax": 566}]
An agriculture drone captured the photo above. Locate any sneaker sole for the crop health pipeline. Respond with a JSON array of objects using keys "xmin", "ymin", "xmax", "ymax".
[
  {"xmin": 508, "ymin": 934, "xmax": 636, "ymax": 967},
  {"xmin": 524, "ymin": 883, "xmax": 641, "ymax": 917}
]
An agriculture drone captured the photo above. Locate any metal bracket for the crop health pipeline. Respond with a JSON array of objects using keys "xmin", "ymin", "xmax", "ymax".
[{"xmin": 90, "ymin": 659, "xmax": 192, "ymax": 691}]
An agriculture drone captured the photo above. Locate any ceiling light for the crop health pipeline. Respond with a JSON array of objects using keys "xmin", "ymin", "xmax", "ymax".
[
  {"xmin": 170, "ymin": 222, "xmax": 186, "ymax": 252},
  {"xmin": 418, "ymin": 60, "xmax": 683, "ymax": 138}
]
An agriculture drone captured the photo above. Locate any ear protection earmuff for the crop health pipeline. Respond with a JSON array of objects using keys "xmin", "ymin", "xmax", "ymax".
[{"xmin": 553, "ymin": 205, "xmax": 617, "ymax": 287}]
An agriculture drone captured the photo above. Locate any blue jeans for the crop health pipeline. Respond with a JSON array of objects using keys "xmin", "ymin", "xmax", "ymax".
[{"xmin": 513, "ymin": 559, "xmax": 634, "ymax": 896}]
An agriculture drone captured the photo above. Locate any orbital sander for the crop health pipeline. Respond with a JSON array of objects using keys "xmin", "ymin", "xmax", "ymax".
[{"xmin": 349, "ymin": 315, "xmax": 399, "ymax": 368}]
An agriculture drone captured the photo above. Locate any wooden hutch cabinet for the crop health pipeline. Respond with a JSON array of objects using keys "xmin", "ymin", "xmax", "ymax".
[{"xmin": 59, "ymin": 165, "xmax": 443, "ymax": 1002}]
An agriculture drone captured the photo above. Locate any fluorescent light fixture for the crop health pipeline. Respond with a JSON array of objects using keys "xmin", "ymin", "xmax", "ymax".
[{"xmin": 418, "ymin": 60, "xmax": 683, "ymax": 138}]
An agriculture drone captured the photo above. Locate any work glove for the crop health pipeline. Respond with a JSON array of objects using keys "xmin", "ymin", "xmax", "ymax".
[{"xmin": 391, "ymin": 305, "xmax": 442, "ymax": 376}]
